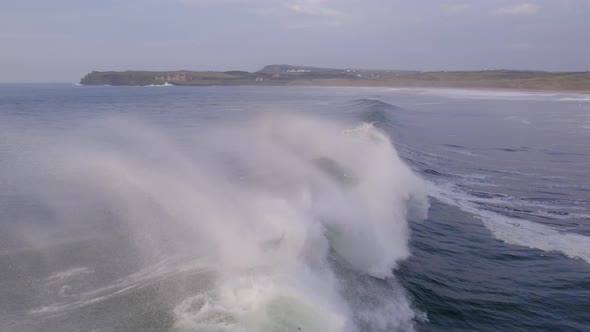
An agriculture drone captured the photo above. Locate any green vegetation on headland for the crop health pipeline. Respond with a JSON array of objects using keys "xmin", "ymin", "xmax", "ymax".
[{"xmin": 80, "ymin": 65, "xmax": 590, "ymax": 92}]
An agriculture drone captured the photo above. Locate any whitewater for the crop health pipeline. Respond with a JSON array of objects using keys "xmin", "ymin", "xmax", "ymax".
[{"xmin": 1, "ymin": 110, "xmax": 428, "ymax": 331}]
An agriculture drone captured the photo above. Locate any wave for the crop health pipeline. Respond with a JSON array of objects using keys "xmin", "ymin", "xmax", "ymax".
[
  {"xmin": 4, "ymin": 114, "xmax": 429, "ymax": 331},
  {"xmin": 146, "ymin": 82, "xmax": 174, "ymax": 87},
  {"xmin": 342, "ymin": 99, "xmax": 401, "ymax": 132},
  {"xmin": 352, "ymin": 98, "xmax": 400, "ymax": 111},
  {"xmin": 386, "ymin": 87, "xmax": 590, "ymax": 102},
  {"xmin": 430, "ymin": 183, "xmax": 590, "ymax": 264},
  {"xmin": 402, "ymin": 133, "xmax": 590, "ymax": 264},
  {"xmin": 558, "ymin": 97, "xmax": 590, "ymax": 102}
]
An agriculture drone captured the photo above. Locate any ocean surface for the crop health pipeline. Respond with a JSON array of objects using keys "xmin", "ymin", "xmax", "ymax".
[{"xmin": 1, "ymin": 84, "xmax": 589, "ymax": 332}]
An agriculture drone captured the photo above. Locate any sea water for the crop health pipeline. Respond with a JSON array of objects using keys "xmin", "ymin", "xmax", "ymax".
[{"xmin": 0, "ymin": 84, "xmax": 589, "ymax": 331}]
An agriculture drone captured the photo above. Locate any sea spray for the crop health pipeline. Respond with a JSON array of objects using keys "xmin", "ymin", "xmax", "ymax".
[{"xmin": 2, "ymin": 113, "xmax": 429, "ymax": 331}]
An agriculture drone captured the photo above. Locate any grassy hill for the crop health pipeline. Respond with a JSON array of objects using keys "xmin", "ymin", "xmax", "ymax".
[{"xmin": 80, "ymin": 66, "xmax": 590, "ymax": 92}]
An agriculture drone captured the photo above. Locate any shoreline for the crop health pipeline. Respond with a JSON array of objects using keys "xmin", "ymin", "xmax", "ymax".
[
  {"xmin": 74, "ymin": 82, "xmax": 590, "ymax": 95},
  {"xmin": 282, "ymin": 83, "xmax": 590, "ymax": 95}
]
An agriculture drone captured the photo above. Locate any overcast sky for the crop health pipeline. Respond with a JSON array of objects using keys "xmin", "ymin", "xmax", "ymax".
[{"xmin": 1, "ymin": 0, "xmax": 589, "ymax": 82}]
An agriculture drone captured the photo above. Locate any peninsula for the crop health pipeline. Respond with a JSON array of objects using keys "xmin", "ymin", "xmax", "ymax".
[{"xmin": 80, "ymin": 65, "xmax": 590, "ymax": 92}]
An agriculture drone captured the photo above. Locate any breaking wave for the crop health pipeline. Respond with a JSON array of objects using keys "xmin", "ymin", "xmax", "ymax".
[{"xmin": 3, "ymin": 113, "xmax": 429, "ymax": 331}]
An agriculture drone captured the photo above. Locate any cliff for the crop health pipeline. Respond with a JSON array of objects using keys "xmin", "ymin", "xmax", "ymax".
[
  {"xmin": 79, "ymin": 70, "xmax": 259, "ymax": 86},
  {"xmin": 79, "ymin": 66, "xmax": 590, "ymax": 92}
]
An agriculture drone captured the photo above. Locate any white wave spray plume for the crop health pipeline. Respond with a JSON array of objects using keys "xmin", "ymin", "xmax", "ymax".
[{"xmin": 1, "ymin": 113, "xmax": 429, "ymax": 331}]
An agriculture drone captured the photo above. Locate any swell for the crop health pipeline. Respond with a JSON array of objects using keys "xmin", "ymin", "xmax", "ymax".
[{"xmin": 344, "ymin": 99, "xmax": 400, "ymax": 131}]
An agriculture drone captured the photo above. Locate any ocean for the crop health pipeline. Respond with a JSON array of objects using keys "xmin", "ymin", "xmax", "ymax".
[{"xmin": 0, "ymin": 84, "xmax": 589, "ymax": 331}]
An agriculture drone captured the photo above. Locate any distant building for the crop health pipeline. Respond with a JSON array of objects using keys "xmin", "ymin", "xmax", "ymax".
[
  {"xmin": 255, "ymin": 76, "xmax": 264, "ymax": 81},
  {"xmin": 154, "ymin": 72, "xmax": 191, "ymax": 81}
]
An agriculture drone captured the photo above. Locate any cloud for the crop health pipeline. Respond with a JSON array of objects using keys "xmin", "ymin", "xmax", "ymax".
[
  {"xmin": 173, "ymin": 0, "xmax": 346, "ymax": 28},
  {"xmin": 175, "ymin": 0, "xmax": 341, "ymax": 16},
  {"xmin": 443, "ymin": 3, "xmax": 472, "ymax": 16},
  {"xmin": 177, "ymin": 0, "xmax": 255, "ymax": 5},
  {"xmin": 175, "ymin": 0, "xmax": 251, "ymax": 6},
  {"xmin": 495, "ymin": 3, "xmax": 540, "ymax": 16},
  {"xmin": 286, "ymin": 1, "xmax": 343, "ymax": 17}
]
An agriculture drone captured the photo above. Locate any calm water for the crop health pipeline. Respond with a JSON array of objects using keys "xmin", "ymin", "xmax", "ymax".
[{"xmin": 1, "ymin": 84, "xmax": 589, "ymax": 331}]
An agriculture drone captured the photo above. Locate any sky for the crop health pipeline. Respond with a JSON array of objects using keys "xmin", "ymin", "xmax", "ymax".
[{"xmin": 1, "ymin": 0, "xmax": 589, "ymax": 82}]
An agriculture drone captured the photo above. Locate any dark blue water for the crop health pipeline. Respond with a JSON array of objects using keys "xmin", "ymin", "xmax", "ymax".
[{"xmin": 1, "ymin": 84, "xmax": 589, "ymax": 331}]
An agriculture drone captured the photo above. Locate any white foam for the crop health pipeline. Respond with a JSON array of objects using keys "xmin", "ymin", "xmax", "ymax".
[
  {"xmin": 146, "ymin": 82, "xmax": 173, "ymax": 87},
  {"xmin": 388, "ymin": 87, "xmax": 558, "ymax": 100},
  {"xmin": 431, "ymin": 183, "xmax": 590, "ymax": 264},
  {"xmin": 387, "ymin": 87, "xmax": 590, "ymax": 102},
  {"xmin": 558, "ymin": 97, "xmax": 590, "ymax": 102},
  {"xmin": 174, "ymin": 274, "xmax": 347, "ymax": 332},
  {"xmin": 446, "ymin": 148, "xmax": 481, "ymax": 157},
  {"xmin": 481, "ymin": 215, "xmax": 590, "ymax": 263},
  {"xmin": 31, "ymin": 260, "xmax": 209, "ymax": 316},
  {"xmin": 45, "ymin": 267, "xmax": 93, "ymax": 285},
  {"xmin": 12, "ymin": 115, "xmax": 428, "ymax": 330}
]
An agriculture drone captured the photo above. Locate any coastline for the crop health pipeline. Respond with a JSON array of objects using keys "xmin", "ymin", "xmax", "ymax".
[
  {"xmin": 75, "ymin": 81, "xmax": 590, "ymax": 95},
  {"xmin": 78, "ymin": 65, "xmax": 590, "ymax": 94}
]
